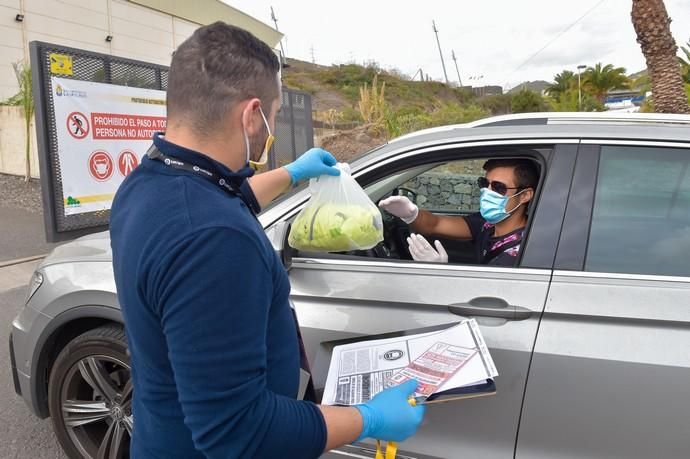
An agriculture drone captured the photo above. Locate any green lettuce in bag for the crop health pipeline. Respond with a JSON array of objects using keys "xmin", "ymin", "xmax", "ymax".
[{"xmin": 288, "ymin": 163, "xmax": 383, "ymax": 252}]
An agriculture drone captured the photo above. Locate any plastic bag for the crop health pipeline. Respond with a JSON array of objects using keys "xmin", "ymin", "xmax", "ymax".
[{"xmin": 288, "ymin": 163, "xmax": 383, "ymax": 252}]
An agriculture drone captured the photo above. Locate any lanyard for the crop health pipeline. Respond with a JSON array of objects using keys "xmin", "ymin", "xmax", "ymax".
[
  {"xmin": 374, "ymin": 397, "xmax": 417, "ymax": 459},
  {"xmin": 146, "ymin": 144, "xmax": 260, "ymax": 215},
  {"xmin": 376, "ymin": 441, "xmax": 398, "ymax": 459}
]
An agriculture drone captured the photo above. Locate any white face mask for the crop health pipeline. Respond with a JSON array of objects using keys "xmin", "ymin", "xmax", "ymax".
[{"xmin": 244, "ymin": 106, "xmax": 275, "ymax": 167}]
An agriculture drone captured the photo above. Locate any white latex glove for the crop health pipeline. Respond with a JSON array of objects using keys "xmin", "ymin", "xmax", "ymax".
[
  {"xmin": 379, "ymin": 196, "xmax": 419, "ymax": 224},
  {"xmin": 407, "ymin": 233, "xmax": 449, "ymax": 263}
]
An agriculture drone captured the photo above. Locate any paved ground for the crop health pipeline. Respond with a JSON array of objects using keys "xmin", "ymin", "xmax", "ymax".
[
  {"xmin": 0, "ymin": 207, "xmax": 59, "ymax": 264},
  {"xmin": 0, "ymin": 174, "xmax": 60, "ymax": 263},
  {"xmin": 0, "ymin": 261, "xmax": 65, "ymax": 458}
]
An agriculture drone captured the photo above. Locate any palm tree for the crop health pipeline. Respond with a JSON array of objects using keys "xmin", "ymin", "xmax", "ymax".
[
  {"xmin": 12, "ymin": 61, "xmax": 34, "ymax": 182},
  {"xmin": 546, "ymin": 70, "xmax": 576, "ymax": 98},
  {"xmin": 583, "ymin": 63, "xmax": 630, "ymax": 102},
  {"xmin": 679, "ymin": 42, "xmax": 690, "ymax": 84},
  {"xmin": 631, "ymin": 0, "xmax": 690, "ymax": 113}
]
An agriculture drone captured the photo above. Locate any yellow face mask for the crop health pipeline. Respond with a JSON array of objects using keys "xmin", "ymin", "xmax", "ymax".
[{"xmin": 248, "ymin": 106, "xmax": 275, "ymax": 167}]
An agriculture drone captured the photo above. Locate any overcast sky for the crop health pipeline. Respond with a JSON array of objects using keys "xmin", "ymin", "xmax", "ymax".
[{"xmin": 227, "ymin": 1, "xmax": 690, "ymax": 91}]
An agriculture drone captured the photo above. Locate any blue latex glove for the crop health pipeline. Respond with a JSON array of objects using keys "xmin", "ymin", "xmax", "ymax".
[
  {"xmin": 354, "ymin": 379, "xmax": 426, "ymax": 442},
  {"xmin": 283, "ymin": 148, "xmax": 340, "ymax": 184}
]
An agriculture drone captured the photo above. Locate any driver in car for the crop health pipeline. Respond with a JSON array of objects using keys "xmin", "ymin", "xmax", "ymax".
[{"xmin": 379, "ymin": 158, "xmax": 538, "ymax": 266}]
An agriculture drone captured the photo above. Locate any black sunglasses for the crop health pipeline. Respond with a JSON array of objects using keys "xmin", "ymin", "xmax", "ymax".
[{"xmin": 477, "ymin": 177, "xmax": 522, "ymax": 196}]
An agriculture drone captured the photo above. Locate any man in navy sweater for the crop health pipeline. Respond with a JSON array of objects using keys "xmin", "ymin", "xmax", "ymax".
[{"xmin": 110, "ymin": 22, "xmax": 425, "ymax": 458}]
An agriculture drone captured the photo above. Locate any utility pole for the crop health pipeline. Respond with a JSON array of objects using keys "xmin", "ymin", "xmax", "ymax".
[
  {"xmin": 577, "ymin": 64, "xmax": 587, "ymax": 111},
  {"xmin": 310, "ymin": 45, "xmax": 315, "ymax": 64},
  {"xmin": 451, "ymin": 50, "xmax": 462, "ymax": 87},
  {"xmin": 270, "ymin": 6, "xmax": 286, "ymax": 62},
  {"xmin": 432, "ymin": 20, "xmax": 449, "ymax": 85}
]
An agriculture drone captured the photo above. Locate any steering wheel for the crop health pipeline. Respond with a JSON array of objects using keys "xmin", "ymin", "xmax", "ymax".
[
  {"xmin": 374, "ymin": 187, "xmax": 417, "ymax": 260},
  {"xmin": 395, "ymin": 186, "xmax": 418, "ymax": 205}
]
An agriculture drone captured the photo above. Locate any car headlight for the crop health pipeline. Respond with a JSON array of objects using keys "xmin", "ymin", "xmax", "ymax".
[{"xmin": 25, "ymin": 271, "xmax": 44, "ymax": 303}]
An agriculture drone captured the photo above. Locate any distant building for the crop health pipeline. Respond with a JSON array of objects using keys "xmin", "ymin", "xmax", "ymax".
[
  {"xmin": 605, "ymin": 89, "xmax": 646, "ymax": 105},
  {"xmin": 0, "ymin": 0, "xmax": 283, "ymax": 100},
  {"xmin": 604, "ymin": 89, "xmax": 646, "ymax": 112},
  {"xmin": 472, "ymin": 85, "xmax": 503, "ymax": 97}
]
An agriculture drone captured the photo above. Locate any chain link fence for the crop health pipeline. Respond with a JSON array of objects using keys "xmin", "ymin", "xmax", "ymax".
[{"xmin": 268, "ymin": 89, "xmax": 314, "ymax": 170}]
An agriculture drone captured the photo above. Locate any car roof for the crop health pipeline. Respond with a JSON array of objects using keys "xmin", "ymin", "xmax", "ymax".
[
  {"xmin": 352, "ymin": 121, "xmax": 690, "ymax": 169},
  {"xmin": 390, "ymin": 112, "xmax": 690, "ymax": 144}
]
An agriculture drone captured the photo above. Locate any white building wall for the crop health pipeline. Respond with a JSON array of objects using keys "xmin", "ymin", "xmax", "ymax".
[
  {"xmin": 0, "ymin": 0, "xmax": 204, "ymax": 101},
  {"xmin": 0, "ymin": 0, "xmax": 27, "ymax": 100},
  {"xmin": 0, "ymin": 0, "xmax": 278, "ymax": 177}
]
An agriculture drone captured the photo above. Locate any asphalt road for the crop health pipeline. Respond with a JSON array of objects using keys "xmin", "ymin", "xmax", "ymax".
[
  {"xmin": 0, "ymin": 262, "xmax": 65, "ymax": 458},
  {"xmin": 0, "ymin": 206, "xmax": 59, "ymax": 264},
  {"xmin": 0, "ymin": 261, "xmax": 374, "ymax": 459}
]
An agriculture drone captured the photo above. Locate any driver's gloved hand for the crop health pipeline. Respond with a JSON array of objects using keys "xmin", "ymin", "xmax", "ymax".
[
  {"xmin": 379, "ymin": 196, "xmax": 419, "ymax": 224},
  {"xmin": 407, "ymin": 233, "xmax": 448, "ymax": 263}
]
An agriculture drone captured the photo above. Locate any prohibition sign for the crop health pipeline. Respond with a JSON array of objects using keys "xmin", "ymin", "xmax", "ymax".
[
  {"xmin": 67, "ymin": 111, "xmax": 89, "ymax": 139},
  {"xmin": 117, "ymin": 150, "xmax": 139, "ymax": 176},
  {"xmin": 88, "ymin": 150, "xmax": 114, "ymax": 181}
]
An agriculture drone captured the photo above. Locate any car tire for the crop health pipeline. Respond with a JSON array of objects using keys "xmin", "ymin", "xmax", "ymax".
[{"xmin": 48, "ymin": 325, "xmax": 132, "ymax": 459}]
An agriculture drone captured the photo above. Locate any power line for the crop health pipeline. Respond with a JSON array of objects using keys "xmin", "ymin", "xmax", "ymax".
[{"xmin": 505, "ymin": 0, "xmax": 606, "ymax": 82}]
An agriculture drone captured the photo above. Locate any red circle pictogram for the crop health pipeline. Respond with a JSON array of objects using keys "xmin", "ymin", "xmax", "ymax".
[
  {"xmin": 117, "ymin": 150, "xmax": 140, "ymax": 177},
  {"xmin": 67, "ymin": 112, "xmax": 89, "ymax": 139},
  {"xmin": 88, "ymin": 150, "xmax": 113, "ymax": 181}
]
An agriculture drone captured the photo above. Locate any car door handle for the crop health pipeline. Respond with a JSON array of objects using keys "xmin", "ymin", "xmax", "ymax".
[{"xmin": 448, "ymin": 297, "xmax": 532, "ymax": 321}]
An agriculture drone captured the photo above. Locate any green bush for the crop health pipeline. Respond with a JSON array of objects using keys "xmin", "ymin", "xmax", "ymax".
[
  {"xmin": 478, "ymin": 94, "xmax": 512, "ymax": 115},
  {"xmin": 282, "ymin": 74, "xmax": 318, "ymax": 94},
  {"xmin": 429, "ymin": 103, "xmax": 489, "ymax": 125},
  {"xmin": 340, "ymin": 106, "xmax": 363, "ymax": 122},
  {"xmin": 383, "ymin": 102, "xmax": 489, "ymax": 139},
  {"xmin": 511, "ymin": 89, "xmax": 548, "ymax": 113},
  {"xmin": 546, "ymin": 89, "xmax": 604, "ymax": 112}
]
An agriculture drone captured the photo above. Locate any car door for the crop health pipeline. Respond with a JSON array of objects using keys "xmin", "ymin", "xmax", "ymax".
[
  {"xmin": 516, "ymin": 142, "xmax": 690, "ymax": 459},
  {"xmin": 282, "ymin": 139, "xmax": 578, "ymax": 458}
]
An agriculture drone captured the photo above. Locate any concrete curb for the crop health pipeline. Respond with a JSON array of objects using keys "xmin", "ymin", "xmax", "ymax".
[{"xmin": 0, "ymin": 254, "xmax": 46, "ymax": 269}]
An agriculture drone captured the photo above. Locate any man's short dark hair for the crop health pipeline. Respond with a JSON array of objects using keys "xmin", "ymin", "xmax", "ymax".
[
  {"xmin": 483, "ymin": 158, "xmax": 539, "ymax": 190},
  {"xmin": 167, "ymin": 22, "xmax": 280, "ymax": 136}
]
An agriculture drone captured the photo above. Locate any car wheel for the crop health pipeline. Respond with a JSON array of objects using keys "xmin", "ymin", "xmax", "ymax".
[{"xmin": 48, "ymin": 325, "xmax": 132, "ymax": 459}]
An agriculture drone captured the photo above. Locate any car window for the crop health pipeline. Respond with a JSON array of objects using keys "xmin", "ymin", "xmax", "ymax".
[
  {"xmin": 397, "ymin": 159, "xmax": 485, "ymax": 214},
  {"xmin": 585, "ymin": 145, "xmax": 690, "ymax": 277},
  {"xmin": 290, "ymin": 149, "xmax": 546, "ymax": 267}
]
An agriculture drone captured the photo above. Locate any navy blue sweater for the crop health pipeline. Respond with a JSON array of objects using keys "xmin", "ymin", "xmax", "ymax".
[{"xmin": 110, "ymin": 135, "xmax": 327, "ymax": 458}]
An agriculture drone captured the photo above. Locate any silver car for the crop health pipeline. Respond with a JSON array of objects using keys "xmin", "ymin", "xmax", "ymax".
[{"xmin": 10, "ymin": 113, "xmax": 690, "ymax": 459}]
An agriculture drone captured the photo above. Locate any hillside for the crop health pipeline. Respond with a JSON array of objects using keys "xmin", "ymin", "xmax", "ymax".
[
  {"xmin": 282, "ymin": 58, "xmax": 474, "ymax": 115},
  {"xmin": 507, "ymin": 80, "xmax": 551, "ymax": 95},
  {"xmin": 281, "ymin": 58, "xmax": 500, "ymax": 160}
]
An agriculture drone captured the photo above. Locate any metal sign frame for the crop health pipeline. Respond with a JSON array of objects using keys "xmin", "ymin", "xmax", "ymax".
[
  {"xmin": 31, "ymin": 41, "xmax": 312, "ymax": 242},
  {"xmin": 31, "ymin": 41, "xmax": 169, "ymax": 242}
]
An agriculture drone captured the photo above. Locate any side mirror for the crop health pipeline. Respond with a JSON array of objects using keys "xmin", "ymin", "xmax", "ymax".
[{"xmin": 265, "ymin": 221, "xmax": 293, "ymax": 269}]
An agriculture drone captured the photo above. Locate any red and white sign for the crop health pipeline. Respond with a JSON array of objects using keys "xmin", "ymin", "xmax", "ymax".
[
  {"xmin": 117, "ymin": 149, "xmax": 139, "ymax": 176},
  {"xmin": 52, "ymin": 76, "xmax": 166, "ymax": 216},
  {"xmin": 91, "ymin": 112, "xmax": 166, "ymax": 140},
  {"xmin": 67, "ymin": 112, "xmax": 89, "ymax": 139},
  {"xmin": 88, "ymin": 150, "xmax": 114, "ymax": 181}
]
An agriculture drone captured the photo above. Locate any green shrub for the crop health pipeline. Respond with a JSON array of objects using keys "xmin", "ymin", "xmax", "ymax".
[{"xmin": 511, "ymin": 89, "xmax": 548, "ymax": 113}]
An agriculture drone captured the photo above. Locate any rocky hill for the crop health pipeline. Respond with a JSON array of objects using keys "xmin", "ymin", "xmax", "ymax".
[{"xmin": 282, "ymin": 58, "xmax": 475, "ymax": 115}]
